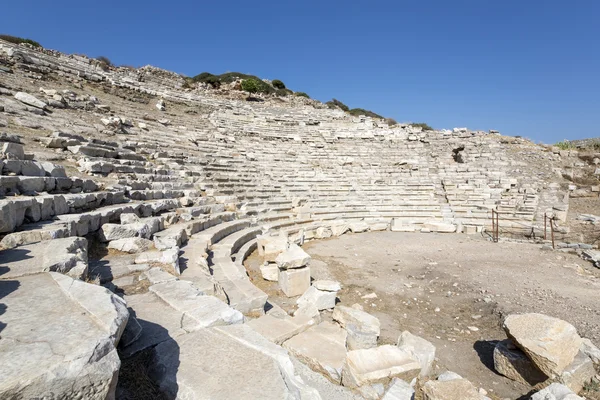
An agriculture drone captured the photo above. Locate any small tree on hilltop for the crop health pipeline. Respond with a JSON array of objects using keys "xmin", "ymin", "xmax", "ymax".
[
  {"xmin": 272, "ymin": 79, "xmax": 286, "ymax": 89},
  {"xmin": 241, "ymin": 78, "xmax": 260, "ymax": 94},
  {"xmin": 96, "ymin": 56, "xmax": 112, "ymax": 66}
]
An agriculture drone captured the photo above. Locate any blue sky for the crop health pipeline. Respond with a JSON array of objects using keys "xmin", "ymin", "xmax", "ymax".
[{"xmin": 2, "ymin": 1, "xmax": 599, "ymax": 143}]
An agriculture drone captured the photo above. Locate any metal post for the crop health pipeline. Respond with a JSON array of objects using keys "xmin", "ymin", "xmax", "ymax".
[
  {"xmin": 491, "ymin": 210, "xmax": 499, "ymax": 243},
  {"xmin": 495, "ymin": 211, "xmax": 499, "ymax": 242},
  {"xmin": 550, "ymin": 216, "xmax": 555, "ymax": 249}
]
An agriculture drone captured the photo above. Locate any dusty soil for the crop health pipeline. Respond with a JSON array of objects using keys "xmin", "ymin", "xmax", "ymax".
[{"xmin": 249, "ymin": 231, "xmax": 600, "ymax": 400}]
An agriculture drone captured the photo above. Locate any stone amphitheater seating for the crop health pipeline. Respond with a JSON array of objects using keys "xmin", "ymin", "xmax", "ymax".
[{"xmin": 0, "ymin": 39, "xmax": 575, "ymax": 399}]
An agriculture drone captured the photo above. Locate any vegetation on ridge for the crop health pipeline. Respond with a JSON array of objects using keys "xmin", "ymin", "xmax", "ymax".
[
  {"xmin": 0, "ymin": 34, "xmax": 42, "ymax": 48},
  {"xmin": 410, "ymin": 122, "xmax": 434, "ymax": 131},
  {"xmin": 555, "ymin": 140, "xmax": 575, "ymax": 150}
]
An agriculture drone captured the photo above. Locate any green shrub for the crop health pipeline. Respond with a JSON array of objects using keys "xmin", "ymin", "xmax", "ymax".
[
  {"xmin": 96, "ymin": 56, "xmax": 113, "ymax": 67},
  {"xmin": 275, "ymin": 88, "xmax": 292, "ymax": 97},
  {"xmin": 0, "ymin": 34, "xmax": 42, "ymax": 48},
  {"xmin": 241, "ymin": 78, "xmax": 260, "ymax": 93},
  {"xmin": 410, "ymin": 122, "xmax": 433, "ymax": 131},
  {"xmin": 272, "ymin": 79, "xmax": 286, "ymax": 89},
  {"xmin": 386, "ymin": 118, "xmax": 398, "ymax": 126},
  {"xmin": 555, "ymin": 140, "xmax": 575, "ymax": 150},
  {"xmin": 326, "ymin": 99, "xmax": 350, "ymax": 112},
  {"xmin": 294, "ymin": 92, "xmax": 310, "ymax": 98},
  {"xmin": 348, "ymin": 108, "xmax": 383, "ymax": 119}
]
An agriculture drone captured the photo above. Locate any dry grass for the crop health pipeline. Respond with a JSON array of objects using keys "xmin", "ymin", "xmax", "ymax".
[{"xmin": 117, "ymin": 349, "xmax": 168, "ymax": 400}]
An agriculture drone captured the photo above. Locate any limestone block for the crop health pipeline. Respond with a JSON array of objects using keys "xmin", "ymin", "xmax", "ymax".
[
  {"xmin": 493, "ymin": 339, "xmax": 547, "ymax": 385},
  {"xmin": 333, "ymin": 305, "xmax": 381, "ymax": 350},
  {"xmin": 108, "ymin": 237, "xmax": 154, "ymax": 254},
  {"xmin": 247, "ymin": 314, "xmax": 313, "ymax": 345},
  {"xmin": 260, "ymin": 263, "xmax": 279, "ymax": 281},
  {"xmin": 14, "ymin": 91, "xmax": 47, "ymax": 109},
  {"xmin": 422, "ymin": 221, "xmax": 456, "ymax": 233},
  {"xmin": 503, "ymin": 313, "xmax": 582, "ymax": 376},
  {"xmin": 0, "ymin": 272, "xmax": 127, "ymax": 400},
  {"xmin": 331, "ymin": 222, "xmax": 350, "ymax": 236},
  {"xmin": 530, "ymin": 383, "xmax": 584, "ymax": 400},
  {"xmin": 149, "ymin": 280, "xmax": 243, "ymax": 329},
  {"xmin": 149, "ymin": 325, "xmax": 320, "ymax": 399},
  {"xmin": 296, "ymin": 286, "xmax": 337, "ymax": 311},
  {"xmin": 315, "ymin": 226, "xmax": 332, "ymax": 238},
  {"xmin": 279, "ymin": 266, "xmax": 310, "ymax": 297},
  {"xmin": 342, "ymin": 345, "xmax": 421, "ymax": 388},
  {"xmin": 257, "ymin": 234, "xmax": 288, "ymax": 261},
  {"xmin": 382, "ymin": 378, "xmax": 415, "ymax": 400},
  {"xmin": 391, "ymin": 219, "xmax": 417, "ymax": 232},
  {"xmin": 283, "ymin": 321, "xmax": 348, "ymax": 383},
  {"xmin": 349, "ymin": 221, "xmax": 369, "ymax": 233},
  {"xmin": 276, "ymin": 243, "xmax": 311, "ymax": 269},
  {"xmin": 1, "ymin": 142, "xmax": 25, "ymax": 160},
  {"xmin": 0, "ymin": 237, "xmax": 88, "ymax": 279},
  {"xmin": 313, "ymin": 280, "xmax": 341, "ymax": 291},
  {"xmin": 422, "ymin": 378, "xmax": 486, "ymax": 400},
  {"xmin": 397, "ymin": 331, "xmax": 436, "ymax": 377},
  {"xmin": 581, "ymin": 338, "xmax": 600, "ymax": 364},
  {"xmin": 142, "ymin": 267, "xmax": 178, "ymax": 285},
  {"xmin": 39, "ymin": 161, "xmax": 67, "ymax": 177},
  {"xmin": 559, "ymin": 351, "xmax": 595, "ymax": 393}
]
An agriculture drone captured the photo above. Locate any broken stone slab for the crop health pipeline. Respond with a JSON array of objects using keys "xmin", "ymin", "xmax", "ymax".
[
  {"xmin": 391, "ymin": 219, "xmax": 418, "ymax": 232},
  {"xmin": 422, "ymin": 377, "xmax": 486, "ymax": 400},
  {"xmin": 297, "ymin": 285, "xmax": 337, "ymax": 311},
  {"xmin": 276, "ymin": 243, "xmax": 311, "ymax": 269},
  {"xmin": 580, "ymin": 338, "xmax": 600, "ymax": 364},
  {"xmin": 382, "ymin": 378, "xmax": 415, "ymax": 400},
  {"xmin": 333, "ymin": 305, "xmax": 381, "ymax": 350},
  {"xmin": 108, "ymin": 237, "xmax": 154, "ymax": 253},
  {"xmin": 283, "ymin": 321, "xmax": 348, "ymax": 384},
  {"xmin": 493, "ymin": 339, "xmax": 548, "ymax": 385},
  {"xmin": 247, "ymin": 314, "xmax": 314, "ymax": 345},
  {"xmin": 1, "ymin": 141, "xmax": 25, "ymax": 160},
  {"xmin": 257, "ymin": 234, "xmax": 288, "ymax": 261},
  {"xmin": 260, "ymin": 262, "xmax": 279, "ymax": 281},
  {"xmin": 397, "ymin": 331, "xmax": 436, "ymax": 377},
  {"xmin": 142, "ymin": 267, "xmax": 178, "ymax": 285},
  {"xmin": 0, "ymin": 237, "xmax": 88, "ymax": 279},
  {"xmin": 135, "ymin": 247, "xmax": 180, "ymax": 274},
  {"xmin": 279, "ymin": 265, "xmax": 311, "ymax": 297},
  {"xmin": 0, "ymin": 272, "xmax": 128, "ymax": 399},
  {"xmin": 558, "ymin": 351, "xmax": 595, "ymax": 393},
  {"xmin": 99, "ymin": 217, "xmax": 163, "ymax": 242},
  {"xmin": 421, "ymin": 221, "xmax": 456, "ymax": 233},
  {"xmin": 14, "ymin": 91, "xmax": 47, "ymax": 109},
  {"xmin": 530, "ymin": 383, "xmax": 584, "ymax": 400},
  {"xmin": 313, "ymin": 280, "xmax": 341, "ymax": 291},
  {"xmin": 342, "ymin": 345, "xmax": 421, "ymax": 388},
  {"xmin": 149, "ymin": 279, "xmax": 244, "ymax": 330},
  {"xmin": 503, "ymin": 313, "xmax": 582, "ymax": 377},
  {"xmin": 149, "ymin": 324, "xmax": 321, "ymax": 400},
  {"xmin": 348, "ymin": 221, "xmax": 369, "ymax": 233}
]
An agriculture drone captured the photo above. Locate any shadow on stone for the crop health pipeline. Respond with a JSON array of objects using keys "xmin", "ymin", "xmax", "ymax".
[
  {"xmin": 473, "ymin": 339, "xmax": 501, "ymax": 374},
  {"xmin": 117, "ymin": 312, "xmax": 180, "ymax": 400},
  {"xmin": 0, "ymin": 266, "xmax": 20, "ymax": 334}
]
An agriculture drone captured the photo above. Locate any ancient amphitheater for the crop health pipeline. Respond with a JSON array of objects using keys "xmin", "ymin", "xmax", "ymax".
[{"xmin": 1, "ymin": 40, "xmax": 599, "ymax": 400}]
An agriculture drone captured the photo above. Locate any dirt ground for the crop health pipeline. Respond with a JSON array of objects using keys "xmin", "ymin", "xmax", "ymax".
[{"xmin": 247, "ymin": 231, "xmax": 600, "ymax": 400}]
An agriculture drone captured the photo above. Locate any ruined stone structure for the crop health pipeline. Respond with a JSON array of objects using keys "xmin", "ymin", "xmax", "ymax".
[{"xmin": 0, "ymin": 40, "xmax": 598, "ymax": 399}]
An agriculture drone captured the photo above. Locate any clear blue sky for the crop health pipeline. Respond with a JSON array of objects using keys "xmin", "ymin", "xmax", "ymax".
[{"xmin": 3, "ymin": 1, "xmax": 599, "ymax": 143}]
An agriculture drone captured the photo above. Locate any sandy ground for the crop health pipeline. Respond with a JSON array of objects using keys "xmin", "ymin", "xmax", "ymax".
[{"xmin": 248, "ymin": 231, "xmax": 600, "ymax": 399}]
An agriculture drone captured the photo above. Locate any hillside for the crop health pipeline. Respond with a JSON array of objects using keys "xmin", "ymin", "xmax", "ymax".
[{"xmin": 1, "ymin": 38, "xmax": 599, "ymax": 400}]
